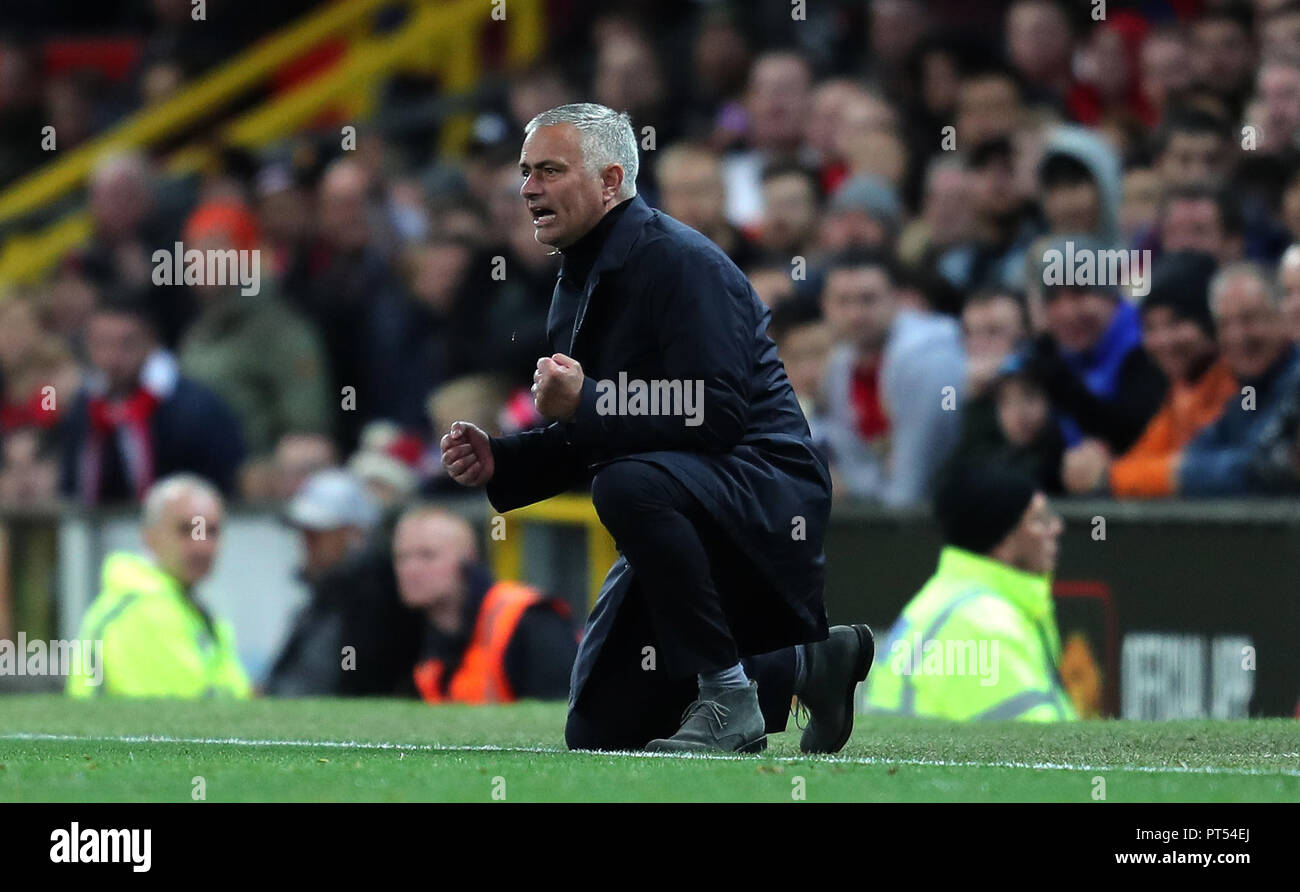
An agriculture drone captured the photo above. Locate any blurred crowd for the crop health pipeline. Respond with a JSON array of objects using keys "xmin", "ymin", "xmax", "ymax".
[{"xmin": 4, "ymin": 0, "xmax": 1300, "ymax": 520}]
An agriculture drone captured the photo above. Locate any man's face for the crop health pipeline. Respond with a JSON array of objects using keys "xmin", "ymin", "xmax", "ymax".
[
  {"xmin": 86, "ymin": 312, "xmax": 152, "ymax": 395},
  {"xmin": 1043, "ymin": 287, "xmax": 1117, "ymax": 354},
  {"xmin": 144, "ymin": 489, "xmax": 223, "ymax": 588},
  {"xmin": 1141, "ymin": 305, "xmax": 1216, "ymax": 382},
  {"xmin": 777, "ymin": 321, "xmax": 832, "ymax": 403},
  {"xmin": 1141, "ymin": 35, "xmax": 1192, "ymax": 110},
  {"xmin": 1043, "ymin": 180, "xmax": 1101, "ymax": 234},
  {"xmin": 957, "ymin": 76, "xmax": 1021, "ymax": 146},
  {"xmin": 746, "ymin": 55, "xmax": 812, "ymax": 152},
  {"xmin": 1191, "ymin": 20, "xmax": 1256, "ymax": 94},
  {"xmin": 1161, "ymin": 198, "xmax": 1226, "ymax": 257},
  {"xmin": 393, "ymin": 514, "xmax": 474, "ymax": 611},
  {"xmin": 1120, "ymin": 168, "xmax": 1162, "ymax": 238},
  {"xmin": 1259, "ymin": 64, "xmax": 1300, "ymax": 152},
  {"xmin": 318, "ymin": 165, "xmax": 370, "ymax": 253},
  {"xmin": 963, "ymin": 296, "xmax": 1026, "ymax": 360},
  {"xmin": 999, "ymin": 492, "xmax": 1062, "ymax": 576},
  {"xmin": 658, "ymin": 152, "xmax": 726, "ymax": 233},
  {"xmin": 1007, "ymin": 0, "xmax": 1072, "ymax": 81},
  {"xmin": 760, "ymin": 173, "xmax": 817, "ymax": 254},
  {"xmin": 1159, "ymin": 132, "xmax": 1228, "ymax": 188},
  {"xmin": 821, "ymin": 266, "xmax": 896, "ymax": 350},
  {"xmin": 1280, "ymin": 260, "xmax": 1300, "ymax": 343},
  {"xmin": 996, "ymin": 377, "xmax": 1050, "ymax": 448},
  {"xmin": 972, "ymin": 156, "xmax": 1018, "ymax": 218},
  {"xmin": 298, "ymin": 526, "xmax": 360, "ymax": 580},
  {"xmin": 1214, "ymin": 274, "xmax": 1289, "ymax": 379},
  {"xmin": 520, "ymin": 123, "xmax": 615, "ymax": 249}
]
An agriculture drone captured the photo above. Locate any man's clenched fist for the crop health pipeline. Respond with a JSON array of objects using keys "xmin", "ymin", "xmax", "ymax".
[
  {"xmin": 533, "ymin": 353, "xmax": 584, "ymax": 421},
  {"xmin": 440, "ymin": 421, "xmax": 495, "ymax": 486}
]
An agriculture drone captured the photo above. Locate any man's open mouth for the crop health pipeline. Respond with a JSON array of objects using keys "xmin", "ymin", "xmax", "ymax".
[{"xmin": 531, "ymin": 206, "xmax": 556, "ymax": 227}]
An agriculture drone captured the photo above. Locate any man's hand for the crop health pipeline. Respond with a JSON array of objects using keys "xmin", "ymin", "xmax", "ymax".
[
  {"xmin": 533, "ymin": 353, "xmax": 584, "ymax": 421},
  {"xmin": 439, "ymin": 421, "xmax": 495, "ymax": 487},
  {"xmin": 1062, "ymin": 438, "xmax": 1111, "ymax": 494}
]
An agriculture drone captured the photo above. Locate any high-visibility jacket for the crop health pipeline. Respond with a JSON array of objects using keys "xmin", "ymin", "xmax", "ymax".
[
  {"xmin": 66, "ymin": 551, "xmax": 252, "ymax": 699},
  {"xmin": 413, "ymin": 580, "xmax": 567, "ymax": 704},
  {"xmin": 864, "ymin": 546, "xmax": 1077, "ymax": 721}
]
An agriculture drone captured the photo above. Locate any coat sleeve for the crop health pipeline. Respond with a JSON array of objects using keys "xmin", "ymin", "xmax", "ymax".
[
  {"xmin": 562, "ymin": 244, "xmax": 751, "ymax": 454},
  {"xmin": 485, "ymin": 424, "xmax": 594, "ymax": 513}
]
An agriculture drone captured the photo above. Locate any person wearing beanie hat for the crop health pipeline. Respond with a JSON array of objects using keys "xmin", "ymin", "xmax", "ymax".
[
  {"xmin": 863, "ymin": 458, "xmax": 1077, "ymax": 722},
  {"xmin": 1106, "ymin": 252, "xmax": 1239, "ymax": 498}
]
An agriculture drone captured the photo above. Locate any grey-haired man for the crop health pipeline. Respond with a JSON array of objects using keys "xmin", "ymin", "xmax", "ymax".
[{"xmin": 439, "ymin": 103, "xmax": 873, "ymax": 754}]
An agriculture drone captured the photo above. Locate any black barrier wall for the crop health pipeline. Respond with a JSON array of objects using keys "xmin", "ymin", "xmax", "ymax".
[{"xmin": 824, "ymin": 500, "xmax": 1300, "ymax": 718}]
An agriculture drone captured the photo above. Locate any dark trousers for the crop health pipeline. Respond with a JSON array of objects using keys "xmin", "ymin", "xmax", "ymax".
[{"xmin": 567, "ymin": 460, "xmax": 797, "ymax": 750}]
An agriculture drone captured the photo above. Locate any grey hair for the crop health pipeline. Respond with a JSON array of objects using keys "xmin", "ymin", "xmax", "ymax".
[
  {"xmin": 524, "ymin": 103, "xmax": 638, "ymax": 199},
  {"xmin": 1209, "ymin": 261, "xmax": 1281, "ymax": 315},
  {"xmin": 143, "ymin": 473, "xmax": 222, "ymax": 528}
]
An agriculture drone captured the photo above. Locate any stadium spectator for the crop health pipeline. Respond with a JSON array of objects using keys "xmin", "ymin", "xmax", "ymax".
[
  {"xmin": 1278, "ymin": 243, "xmax": 1300, "ymax": 342},
  {"xmin": 864, "ymin": 459, "xmax": 1077, "ymax": 721},
  {"xmin": 955, "ymin": 291, "xmax": 1036, "ymax": 466},
  {"xmin": 264, "ymin": 469, "xmax": 418, "ymax": 695},
  {"xmin": 1157, "ymin": 185, "xmax": 1245, "ymax": 264},
  {"xmin": 1253, "ymin": 51, "xmax": 1300, "ymax": 156},
  {"xmin": 394, "ymin": 506, "xmax": 576, "ymax": 703},
  {"xmin": 820, "ymin": 251, "xmax": 966, "ymax": 505},
  {"xmin": 1179, "ymin": 261, "xmax": 1300, "ymax": 494},
  {"xmin": 1152, "ymin": 106, "xmax": 1234, "ymax": 190},
  {"xmin": 1006, "ymin": 0, "xmax": 1077, "ymax": 103},
  {"xmin": 990, "ymin": 358, "xmax": 1066, "ymax": 494},
  {"xmin": 1021, "ymin": 236, "xmax": 1166, "ymax": 463},
  {"xmin": 723, "ymin": 51, "xmax": 814, "ymax": 228},
  {"xmin": 1107, "ymin": 252, "xmax": 1239, "ymax": 498},
  {"xmin": 756, "ymin": 161, "xmax": 821, "ymax": 262},
  {"xmin": 176, "ymin": 200, "xmax": 333, "ymax": 480},
  {"xmin": 937, "ymin": 136, "xmax": 1042, "ymax": 294},
  {"xmin": 66, "ymin": 473, "xmax": 252, "ymax": 698},
  {"xmin": 268, "ymin": 432, "xmax": 338, "ymax": 502},
  {"xmin": 767, "ymin": 295, "xmax": 833, "ymax": 459},
  {"xmin": 656, "ymin": 143, "xmax": 760, "ymax": 270},
  {"xmin": 0, "ymin": 427, "xmax": 60, "ymax": 507},
  {"xmin": 815, "ymin": 174, "xmax": 901, "ymax": 256},
  {"xmin": 59, "ymin": 295, "xmax": 247, "ymax": 503},
  {"xmin": 1140, "ymin": 26, "xmax": 1195, "ymax": 120},
  {"xmin": 72, "ymin": 151, "xmax": 191, "ymax": 346},
  {"xmin": 283, "ymin": 158, "xmax": 415, "ymax": 451}
]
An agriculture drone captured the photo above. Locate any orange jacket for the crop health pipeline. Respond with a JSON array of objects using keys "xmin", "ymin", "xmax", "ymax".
[
  {"xmin": 413, "ymin": 581, "xmax": 569, "ymax": 704},
  {"xmin": 1110, "ymin": 359, "xmax": 1237, "ymax": 498}
]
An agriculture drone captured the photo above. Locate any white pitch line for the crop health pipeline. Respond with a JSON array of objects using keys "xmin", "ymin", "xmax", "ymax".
[{"xmin": 2, "ymin": 731, "xmax": 1298, "ymax": 778}]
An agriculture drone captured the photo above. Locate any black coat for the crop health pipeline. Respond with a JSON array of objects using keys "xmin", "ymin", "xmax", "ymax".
[{"xmin": 485, "ymin": 195, "xmax": 831, "ymax": 704}]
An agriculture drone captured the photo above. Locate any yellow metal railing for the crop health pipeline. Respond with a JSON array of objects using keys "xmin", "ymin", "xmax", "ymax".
[
  {"xmin": 0, "ymin": 0, "xmax": 544, "ymax": 287},
  {"xmin": 490, "ymin": 495, "xmax": 619, "ymax": 609}
]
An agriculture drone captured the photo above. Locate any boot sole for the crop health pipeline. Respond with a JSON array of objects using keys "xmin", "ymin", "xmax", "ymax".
[{"xmin": 805, "ymin": 623, "xmax": 875, "ymax": 755}]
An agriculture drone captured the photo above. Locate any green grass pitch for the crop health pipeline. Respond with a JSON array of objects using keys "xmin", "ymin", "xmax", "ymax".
[{"xmin": 0, "ymin": 694, "xmax": 1296, "ymax": 802}]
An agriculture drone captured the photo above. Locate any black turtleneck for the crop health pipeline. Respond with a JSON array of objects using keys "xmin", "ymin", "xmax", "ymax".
[{"xmin": 558, "ymin": 197, "xmax": 636, "ymax": 287}]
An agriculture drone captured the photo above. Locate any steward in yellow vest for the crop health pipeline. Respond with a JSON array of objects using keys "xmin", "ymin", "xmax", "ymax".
[
  {"xmin": 864, "ymin": 460, "xmax": 1077, "ymax": 721},
  {"xmin": 67, "ymin": 475, "xmax": 251, "ymax": 699}
]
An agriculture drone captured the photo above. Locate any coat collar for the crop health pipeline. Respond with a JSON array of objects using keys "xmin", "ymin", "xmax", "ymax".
[{"xmin": 564, "ymin": 194, "xmax": 654, "ymax": 351}]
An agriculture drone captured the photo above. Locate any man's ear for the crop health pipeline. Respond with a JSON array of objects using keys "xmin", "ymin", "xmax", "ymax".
[{"xmin": 602, "ymin": 165, "xmax": 625, "ymax": 202}]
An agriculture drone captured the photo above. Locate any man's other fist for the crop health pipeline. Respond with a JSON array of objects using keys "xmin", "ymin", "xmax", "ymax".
[
  {"xmin": 533, "ymin": 353, "xmax": 584, "ymax": 421},
  {"xmin": 439, "ymin": 421, "xmax": 495, "ymax": 486}
]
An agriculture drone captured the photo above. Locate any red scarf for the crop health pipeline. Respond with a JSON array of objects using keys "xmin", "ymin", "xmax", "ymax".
[{"xmin": 81, "ymin": 388, "xmax": 162, "ymax": 503}]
